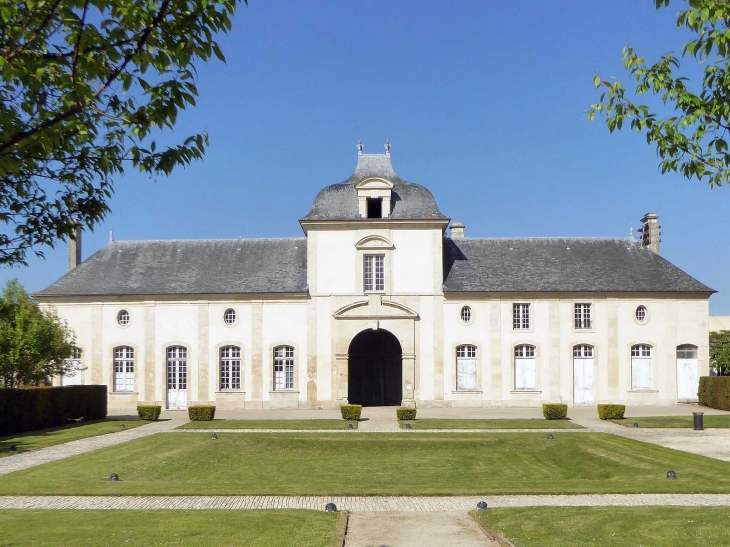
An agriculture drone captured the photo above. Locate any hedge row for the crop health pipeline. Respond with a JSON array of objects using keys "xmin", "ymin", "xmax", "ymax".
[
  {"xmin": 542, "ymin": 404, "xmax": 568, "ymax": 420},
  {"xmin": 699, "ymin": 376, "xmax": 730, "ymax": 411},
  {"xmin": 340, "ymin": 404, "xmax": 362, "ymax": 421},
  {"xmin": 188, "ymin": 405, "xmax": 216, "ymax": 421},
  {"xmin": 137, "ymin": 405, "xmax": 162, "ymax": 421},
  {"xmin": 0, "ymin": 385, "xmax": 107, "ymax": 436},
  {"xmin": 396, "ymin": 407, "xmax": 417, "ymax": 420},
  {"xmin": 597, "ymin": 404, "xmax": 626, "ymax": 420}
]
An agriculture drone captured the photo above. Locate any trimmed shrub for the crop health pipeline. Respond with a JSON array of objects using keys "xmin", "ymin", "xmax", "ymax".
[
  {"xmin": 542, "ymin": 403, "xmax": 568, "ymax": 420},
  {"xmin": 0, "ymin": 385, "xmax": 107, "ymax": 436},
  {"xmin": 188, "ymin": 405, "xmax": 216, "ymax": 421},
  {"xmin": 340, "ymin": 404, "xmax": 362, "ymax": 421},
  {"xmin": 137, "ymin": 405, "xmax": 162, "ymax": 421},
  {"xmin": 396, "ymin": 407, "xmax": 417, "ymax": 421},
  {"xmin": 699, "ymin": 376, "xmax": 730, "ymax": 411},
  {"xmin": 597, "ymin": 404, "xmax": 626, "ymax": 420}
]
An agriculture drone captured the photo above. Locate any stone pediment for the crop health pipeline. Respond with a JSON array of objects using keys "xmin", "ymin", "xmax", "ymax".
[
  {"xmin": 333, "ymin": 296, "xmax": 419, "ymax": 320},
  {"xmin": 355, "ymin": 235, "xmax": 394, "ymax": 250}
]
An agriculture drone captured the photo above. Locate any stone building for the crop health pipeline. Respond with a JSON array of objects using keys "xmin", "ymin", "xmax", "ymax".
[{"xmin": 38, "ymin": 145, "xmax": 715, "ymax": 412}]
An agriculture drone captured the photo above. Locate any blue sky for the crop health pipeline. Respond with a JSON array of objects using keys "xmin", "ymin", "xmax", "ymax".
[{"xmin": 3, "ymin": 0, "xmax": 729, "ymax": 313}]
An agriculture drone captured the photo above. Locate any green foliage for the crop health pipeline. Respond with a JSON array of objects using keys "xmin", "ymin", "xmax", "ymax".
[
  {"xmin": 396, "ymin": 407, "xmax": 417, "ymax": 421},
  {"xmin": 188, "ymin": 405, "xmax": 216, "ymax": 421},
  {"xmin": 698, "ymin": 376, "xmax": 730, "ymax": 410},
  {"xmin": 542, "ymin": 403, "xmax": 568, "ymax": 420},
  {"xmin": 0, "ymin": 279, "xmax": 76, "ymax": 387},
  {"xmin": 589, "ymin": 0, "xmax": 730, "ymax": 188},
  {"xmin": 137, "ymin": 405, "xmax": 161, "ymax": 421},
  {"xmin": 339, "ymin": 404, "xmax": 362, "ymax": 421},
  {"xmin": 597, "ymin": 404, "xmax": 626, "ymax": 420},
  {"xmin": 0, "ymin": 385, "xmax": 107, "ymax": 436},
  {"xmin": 710, "ymin": 330, "xmax": 730, "ymax": 375},
  {"xmin": 0, "ymin": 0, "xmax": 241, "ymax": 265}
]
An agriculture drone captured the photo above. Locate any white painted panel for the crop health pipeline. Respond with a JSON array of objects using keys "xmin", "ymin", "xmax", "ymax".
[
  {"xmin": 631, "ymin": 358, "xmax": 652, "ymax": 390},
  {"xmin": 62, "ymin": 372, "xmax": 82, "ymax": 386},
  {"xmin": 456, "ymin": 358, "xmax": 477, "ymax": 390},
  {"xmin": 677, "ymin": 359, "xmax": 699, "ymax": 400},
  {"xmin": 316, "ymin": 231, "xmax": 356, "ymax": 293},
  {"xmin": 583, "ymin": 358, "xmax": 594, "ymax": 403},
  {"xmin": 573, "ymin": 360, "xmax": 585, "ymax": 404},
  {"xmin": 392, "ymin": 230, "xmax": 434, "ymax": 293},
  {"xmin": 515, "ymin": 358, "xmax": 536, "ymax": 390}
]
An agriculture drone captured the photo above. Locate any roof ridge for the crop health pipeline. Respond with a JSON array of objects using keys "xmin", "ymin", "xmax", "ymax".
[
  {"xmin": 111, "ymin": 237, "xmax": 306, "ymax": 244},
  {"xmin": 451, "ymin": 236, "xmax": 637, "ymax": 242}
]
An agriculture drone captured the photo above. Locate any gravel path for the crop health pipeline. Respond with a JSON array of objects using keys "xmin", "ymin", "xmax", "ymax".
[{"xmin": 2, "ymin": 494, "xmax": 730, "ymax": 511}]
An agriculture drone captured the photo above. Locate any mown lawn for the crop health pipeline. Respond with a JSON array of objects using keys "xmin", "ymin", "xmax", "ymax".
[
  {"xmin": 2, "ymin": 432, "xmax": 730, "ymax": 495},
  {"xmin": 0, "ymin": 420, "xmax": 148, "ymax": 458},
  {"xmin": 0, "ymin": 510, "xmax": 345, "ymax": 547},
  {"xmin": 178, "ymin": 419, "xmax": 358, "ymax": 430},
  {"xmin": 399, "ymin": 419, "xmax": 583, "ymax": 429},
  {"xmin": 474, "ymin": 506, "xmax": 730, "ymax": 547},
  {"xmin": 611, "ymin": 415, "xmax": 730, "ymax": 429}
]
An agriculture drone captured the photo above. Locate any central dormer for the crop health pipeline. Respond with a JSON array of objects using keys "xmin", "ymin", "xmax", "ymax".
[{"xmin": 356, "ymin": 177, "xmax": 394, "ymax": 219}]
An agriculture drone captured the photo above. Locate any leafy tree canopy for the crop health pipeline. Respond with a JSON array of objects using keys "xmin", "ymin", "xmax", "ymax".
[
  {"xmin": 0, "ymin": 0, "xmax": 240, "ymax": 266},
  {"xmin": 710, "ymin": 330, "xmax": 730, "ymax": 375},
  {"xmin": 0, "ymin": 279, "xmax": 76, "ymax": 387},
  {"xmin": 589, "ymin": 0, "xmax": 730, "ymax": 188}
]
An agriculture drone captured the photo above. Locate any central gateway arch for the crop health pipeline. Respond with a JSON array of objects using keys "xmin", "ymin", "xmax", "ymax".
[{"xmin": 347, "ymin": 329, "xmax": 402, "ymax": 406}]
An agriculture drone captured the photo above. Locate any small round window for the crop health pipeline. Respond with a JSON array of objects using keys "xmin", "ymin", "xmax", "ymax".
[
  {"xmin": 117, "ymin": 310, "xmax": 130, "ymax": 326},
  {"xmin": 460, "ymin": 306, "xmax": 472, "ymax": 324},
  {"xmin": 635, "ymin": 305, "xmax": 647, "ymax": 323},
  {"xmin": 224, "ymin": 308, "xmax": 237, "ymax": 325}
]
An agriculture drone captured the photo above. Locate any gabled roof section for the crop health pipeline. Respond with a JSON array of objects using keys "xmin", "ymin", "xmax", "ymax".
[
  {"xmin": 301, "ymin": 147, "xmax": 448, "ymax": 222},
  {"xmin": 443, "ymin": 238, "xmax": 715, "ymax": 294},
  {"xmin": 37, "ymin": 239, "xmax": 308, "ymax": 297}
]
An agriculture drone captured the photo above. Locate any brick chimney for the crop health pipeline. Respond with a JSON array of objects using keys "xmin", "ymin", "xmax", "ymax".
[
  {"xmin": 68, "ymin": 224, "xmax": 82, "ymax": 270},
  {"xmin": 638, "ymin": 212, "xmax": 661, "ymax": 254},
  {"xmin": 450, "ymin": 221, "xmax": 465, "ymax": 239}
]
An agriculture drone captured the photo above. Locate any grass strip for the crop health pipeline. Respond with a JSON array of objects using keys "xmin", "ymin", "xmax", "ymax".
[
  {"xmin": 474, "ymin": 506, "xmax": 730, "ymax": 547},
  {"xmin": 177, "ymin": 419, "xmax": 358, "ymax": 430},
  {"xmin": 610, "ymin": 415, "xmax": 730, "ymax": 428},
  {"xmin": 0, "ymin": 510, "xmax": 345, "ymax": 547},
  {"xmin": 2, "ymin": 432, "xmax": 730, "ymax": 495},
  {"xmin": 399, "ymin": 418, "xmax": 583, "ymax": 429},
  {"xmin": 0, "ymin": 420, "xmax": 148, "ymax": 458}
]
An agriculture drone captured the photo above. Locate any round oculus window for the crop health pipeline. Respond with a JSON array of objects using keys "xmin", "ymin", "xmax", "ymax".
[
  {"xmin": 117, "ymin": 310, "xmax": 130, "ymax": 326},
  {"xmin": 224, "ymin": 308, "xmax": 237, "ymax": 325},
  {"xmin": 460, "ymin": 305, "xmax": 472, "ymax": 323},
  {"xmin": 635, "ymin": 305, "xmax": 647, "ymax": 323}
]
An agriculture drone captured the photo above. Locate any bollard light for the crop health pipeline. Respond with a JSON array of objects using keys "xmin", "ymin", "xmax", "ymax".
[
  {"xmin": 212, "ymin": 433, "xmax": 218, "ymax": 440},
  {"xmin": 633, "ymin": 423, "xmax": 639, "ymax": 428},
  {"xmin": 325, "ymin": 503, "xmax": 337, "ymax": 512},
  {"xmin": 406, "ymin": 423, "xmax": 412, "ymax": 430},
  {"xmin": 110, "ymin": 473, "xmax": 119, "ymax": 481},
  {"xmin": 348, "ymin": 424, "xmax": 354, "ymax": 430},
  {"xmin": 9, "ymin": 444, "xmax": 17, "ymax": 452},
  {"xmin": 667, "ymin": 470, "xmax": 677, "ymax": 480},
  {"xmin": 547, "ymin": 434, "xmax": 554, "ymax": 440},
  {"xmin": 476, "ymin": 501, "xmax": 488, "ymax": 511}
]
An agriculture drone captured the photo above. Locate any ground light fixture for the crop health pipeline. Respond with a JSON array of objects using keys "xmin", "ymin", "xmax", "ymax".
[
  {"xmin": 110, "ymin": 473, "xmax": 119, "ymax": 481},
  {"xmin": 547, "ymin": 434, "xmax": 554, "ymax": 440},
  {"xmin": 325, "ymin": 503, "xmax": 337, "ymax": 512},
  {"xmin": 633, "ymin": 423, "xmax": 639, "ymax": 428},
  {"xmin": 348, "ymin": 424, "xmax": 353, "ymax": 429},
  {"xmin": 120, "ymin": 424, "xmax": 125, "ymax": 429},
  {"xmin": 667, "ymin": 470, "xmax": 677, "ymax": 479},
  {"xmin": 476, "ymin": 501, "xmax": 488, "ymax": 511},
  {"xmin": 406, "ymin": 423, "xmax": 412, "ymax": 429},
  {"xmin": 212, "ymin": 433, "xmax": 218, "ymax": 440},
  {"xmin": 9, "ymin": 444, "xmax": 17, "ymax": 451}
]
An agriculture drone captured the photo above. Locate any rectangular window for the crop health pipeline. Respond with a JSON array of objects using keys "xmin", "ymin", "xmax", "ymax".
[
  {"xmin": 514, "ymin": 345, "xmax": 536, "ymax": 390},
  {"xmin": 366, "ymin": 197, "xmax": 382, "ymax": 219},
  {"xmin": 113, "ymin": 346, "xmax": 135, "ymax": 392},
  {"xmin": 513, "ymin": 303, "xmax": 530, "ymax": 330},
  {"xmin": 364, "ymin": 254, "xmax": 385, "ymax": 292},
  {"xmin": 220, "ymin": 346, "xmax": 241, "ymax": 390},
  {"xmin": 456, "ymin": 345, "xmax": 477, "ymax": 391},
  {"xmin": 574, "ymin": 303, "xmax": 592, "ymax": 329},
  {"xmin": 631, "ymin": 345, "xmax": 652, "ymax": 389},
  {"xmin": 273, "ymin": 346, "xmax": 295, "ymax": 390}
]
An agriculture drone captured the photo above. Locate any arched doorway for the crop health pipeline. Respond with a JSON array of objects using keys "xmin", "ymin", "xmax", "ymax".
[{"xmin": 348, "ymin": 329, "xmax": 402, "ymax": 406}]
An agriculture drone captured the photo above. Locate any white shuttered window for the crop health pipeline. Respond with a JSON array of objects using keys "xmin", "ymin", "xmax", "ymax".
[
  {"xmin": 631, "ymin": 344, "xmax": 653, "ymax": 390},
  {"xmin": 456, "ymin": 345, "xmax": 477, "ymax": 391}
]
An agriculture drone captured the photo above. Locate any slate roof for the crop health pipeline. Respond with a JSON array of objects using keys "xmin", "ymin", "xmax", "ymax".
[
  {"xmin": 443, "ymin": 238, "xmax": 714, "ymax": 293},
  {"xmin": 37, "ymin": 239, "xmax": 308, "ymax": 297},
  {"xmin": 301, "ymin": 152, "xmax": 448, "ymax": 221}
]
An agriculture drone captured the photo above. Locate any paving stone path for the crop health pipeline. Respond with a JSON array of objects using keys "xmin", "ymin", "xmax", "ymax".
[
  {"xmin": 0, "ymin": 419, "xmax": 182, "ymax": 477},
  {"xmin": 2, "ymin": 494, "xmax": 730, "ymax": 511}
]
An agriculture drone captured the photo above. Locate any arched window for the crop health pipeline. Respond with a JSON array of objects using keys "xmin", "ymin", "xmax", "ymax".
[
  {"xmin": 223, "ymin": 308, "xmax": 236, "ymax": 325},
  {"xmin": 456, "ymin": 345, "xmax": 477, "ymax": 391},
  {"xmin": 273, "ymin": 345, "xmax": 295, "ymax": 391},
  {"xmin": 220, "ymin": 345, "xmax": 241, "ymax": 390},
  {"xmin": 117, "ymin": 309, "xmax": 130, "ymax": 326},
  {"xmin": 62, "ymin": 347, "xmax": 83, "ymax": 386},
  {"xmin": 113, "ymin": 346, "xmax": 134, "ymax": 392},
  {"xmin": 514, "ymin": 344, "xmax": 536, "ymax": 390},
  {"xmin": 677, "ymin": 344, "xmax": 698, "ymax": 360},
  {"xmin": 460, "ymin": 306, "xmax": 472, "ymax": 324},
  {"xmin": 631, "ymin": 344, "xmax": 652, "ymax": 390}
]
